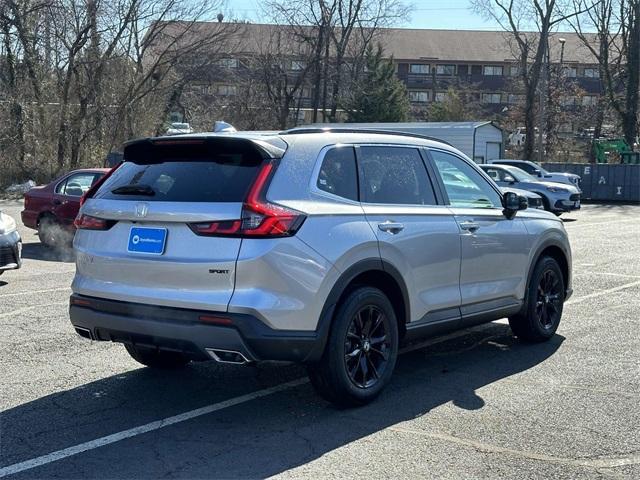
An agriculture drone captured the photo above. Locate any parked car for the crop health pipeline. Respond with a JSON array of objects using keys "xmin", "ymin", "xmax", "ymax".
[
  {"xmin": 490, "ymin": 159, "xmax": 581, "ymax": 190},
  {"xmin": 500, "ymin": 187, "xmax": 544, "ymax": 210},
  {"xmin": 165, "ymin": 122, "xmax": 193, "ymax": 136},
  {"xmin": 480, "ymin": 164, "xmax": 580, "ymax": 215},
  {"xmin": 22, "ymin": 168, "xmax": 110, "ymax": 247},
  {"xmin": 69, "ymin": 129, "xmax": 573, "ymax": 406},
  {"xmin": 0, "ymin": 211, "xmax": 21, "ymax": 275}
]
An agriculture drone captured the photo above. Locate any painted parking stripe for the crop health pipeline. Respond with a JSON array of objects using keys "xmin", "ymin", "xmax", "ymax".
[
  {"xmin": 565, "ymin": 280, "xmax": 640, "ymax": 306},
  {"xmin": 0, "ymin": 287, "xmax": 70, "ymax": 298},
  {"xmin": 0, "ymin": 378, "xmax": 308, "ymax": 478}
]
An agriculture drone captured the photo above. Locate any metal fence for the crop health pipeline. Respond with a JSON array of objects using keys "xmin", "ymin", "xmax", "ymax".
[{"xmin": 542, "ymin": 163, "xmax": 640, "ymax": 202}]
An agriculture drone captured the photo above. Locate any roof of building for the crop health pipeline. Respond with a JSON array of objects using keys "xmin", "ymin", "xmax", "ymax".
[{"xmin": 162, "ymin": 21, "xmax": 599, "ymax": 65}]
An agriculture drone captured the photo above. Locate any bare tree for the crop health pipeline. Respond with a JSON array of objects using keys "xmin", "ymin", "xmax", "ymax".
[
  {"xmin": 0, "ymin": 0, "xmax": 241, "ymax": 184},
  {"xmin": 572, "ymin": 0, "xmax": 640, "ymax": 150},
  {"xmin": 473, "ymin": 0, "xmax": 591, "ymax": 160}
]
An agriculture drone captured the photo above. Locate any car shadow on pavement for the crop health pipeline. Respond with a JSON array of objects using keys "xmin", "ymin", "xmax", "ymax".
[
  {"xmin": 0, "ymin": 323, "xmax": 564, "ymax": 478},
  {"xmin": 20, "ymin": 243, "xmax": 75, "ymax": 263}
]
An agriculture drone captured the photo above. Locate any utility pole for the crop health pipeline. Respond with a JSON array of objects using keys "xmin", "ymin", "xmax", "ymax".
[{"xmin": 538, "ymin": 33, "xmax": 549, "ymax": 164}]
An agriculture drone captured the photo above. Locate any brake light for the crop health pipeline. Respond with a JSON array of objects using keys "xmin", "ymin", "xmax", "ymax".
[
  {"xmin": 80, "ymin": 162, "xmax": 122, "ymax": 207},
  {"xmin": 188, "ymin": 162, "xmax": 305, "ymax": 238},
  {"xmin": 74, "ymin": 214, "xmax": 115, "ymax": 230}
]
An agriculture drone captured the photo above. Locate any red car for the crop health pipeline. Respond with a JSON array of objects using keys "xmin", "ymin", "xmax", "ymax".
[{"xmin": 22, "ymin": 168, "xmax": 109, "ymax": 246}]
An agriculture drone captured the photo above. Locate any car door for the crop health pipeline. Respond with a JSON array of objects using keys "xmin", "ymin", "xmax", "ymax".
[
  {"xmin": 428, "ymin": 149, "xmax": 531, "ymax": 324},
  {"xmin": 53, "ymin": 172, "xmax": 102, "ymax": 226},
  {"xmin": 356, "ymin": 145, "xmax": 462, "ymax": 329}
]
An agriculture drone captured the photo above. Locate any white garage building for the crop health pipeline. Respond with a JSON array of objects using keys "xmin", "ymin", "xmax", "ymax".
[{"xmin": 315, "ymin": 121, "xmax": 504, "ymax": 163}]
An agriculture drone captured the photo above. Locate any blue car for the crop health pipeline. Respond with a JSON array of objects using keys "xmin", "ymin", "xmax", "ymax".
[{"xmin": 480, "ymin": 164, "xmax": 581, "ymax": 215}]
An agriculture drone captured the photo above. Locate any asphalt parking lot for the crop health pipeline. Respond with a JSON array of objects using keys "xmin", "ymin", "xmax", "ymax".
[{"xmin": 1, "ymin": 200, "xmax": 639, "ymax": 479}]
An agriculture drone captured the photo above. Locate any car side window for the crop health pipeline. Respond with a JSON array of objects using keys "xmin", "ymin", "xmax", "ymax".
[
  {"xmin": 358, "ymin": 146, "xmax": 437, "ymax": 205},
  {"xmin": 317, "ymin": 147, "xmax": 358, "ymax": 201},
  {"xmin": 59, "ymin": 173, "xmax": 99, "ymax": 197},
  {"xmin": 485, "ymin": 168, "xmax": 501, "ymax": 181},
  {"xmin": 515, "ymin": 162, "xmax": 536, "ymax": 175},
  {"xmin": 430, "ymin": 150, "xmax": 502, "ymax": 208}
]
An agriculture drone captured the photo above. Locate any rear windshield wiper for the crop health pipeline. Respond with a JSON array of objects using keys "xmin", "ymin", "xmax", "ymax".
[{"xmin": 110, "ymin": 184, "xmax": 156, "ymax": 196}]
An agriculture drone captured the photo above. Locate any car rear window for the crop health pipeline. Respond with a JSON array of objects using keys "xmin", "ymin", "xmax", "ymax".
[{"xmin": 95, "ymin": 140, "xmax": 265, "ymax": 202}]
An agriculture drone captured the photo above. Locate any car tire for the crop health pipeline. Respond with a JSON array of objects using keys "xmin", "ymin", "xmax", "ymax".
[
  {"xmin": 308, "ymin": 286, "xmax": 399, "ymax": 407},
  {"xmin": 124, "ymin": 344, "xmax": 191, "ymax": 369},
  {"xmin": 509, "ymin": 256, "xmax": 565, "ymax": 342}
]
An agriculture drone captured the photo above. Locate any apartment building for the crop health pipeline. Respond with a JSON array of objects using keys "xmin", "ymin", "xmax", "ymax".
[{"xmin": 174, "ymin": 23, "xmax": 600, "ymax": 126}]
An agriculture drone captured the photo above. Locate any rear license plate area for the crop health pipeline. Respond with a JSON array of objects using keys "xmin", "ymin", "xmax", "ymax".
[{"xmin": 127, "ymin": 227, "xmax": 167, "ymax": 255}]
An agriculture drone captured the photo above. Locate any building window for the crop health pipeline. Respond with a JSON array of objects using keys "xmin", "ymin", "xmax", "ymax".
[
  {"xmin": 483, "ymin": 65, "xmax": 504, "ymax": 76},
  {"xmin": 434, "ymin": 91, "xmax": 448, "ymax": 102},
  {"xmin": 218, "ymin": 58, "xmax": 238, "ymax": 68},
  {"xmin": 507, "ymin": 94, "xmax": 524, "ymax": 104},
  {"xmin": 409, "ymin": 91, "xmax": 430, "ymax": 103},
  {"xmin": 582, "ymin": 95, "xmax": 598, "ymax": 106},
  {"xmin": 194, "ymin": 84, "xmax": 210, "ymax": 95},
  {"xmin": 561, "ymin": 96, "xmax": 577, "ymax": 106},
  {"xmin": 508, "ymin": 65, "xmax": 521, "ymax": 76},
  {"xmin": 436, "ymin": 64, "xmax": 456, "ymax": 75},
  {"xmin": 217, "ymin": 85, "xmax": 237, "ymax": 96},
  {"xmin": 410, "ymin": 64, "xmax": 430, "ymax": 74},
  {"xmin": 291, "ymin": 60, "xmax": 306, "ymax": 71},
  {"xmin": 481, "ymin": 93, "xmax": 502, "ymax": 104},
  {"xmin": 583, "ymin": 67, "xmax": 599, "ymax": 78},
  {"xmin": 300, "ymin": 87, "xmax": 312, "ymax": 98},
  {"xmin": 563, "ymin": 66, "xmax": 577, "ymax": 77}
]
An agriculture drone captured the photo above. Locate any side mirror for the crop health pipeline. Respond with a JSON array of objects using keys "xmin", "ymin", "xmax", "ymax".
[{"xmin": 503, "ymin": 191, "xmax": 527, "ymax": 219}]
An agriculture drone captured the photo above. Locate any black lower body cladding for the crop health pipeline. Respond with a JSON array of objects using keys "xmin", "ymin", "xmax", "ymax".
[{"xmin": 69, "ymin": 294, "xmax": 320, "ymax": 362}]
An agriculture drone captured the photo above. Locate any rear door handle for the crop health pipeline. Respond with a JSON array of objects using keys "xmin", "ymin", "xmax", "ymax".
[
  {"xmin": 459, "ymin": 221, "xmax": 480, "ymax": 232},
  {"xmin": 53, "ymin": 199, "xmax": 62, "ymax": 206},
  {"xmin": 378, "ymin": 221, "xmax": 404, "ymax": 234}
]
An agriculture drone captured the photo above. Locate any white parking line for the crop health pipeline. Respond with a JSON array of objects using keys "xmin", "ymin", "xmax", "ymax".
[
  {"xmin": 565, "ymin": 280, "xmax": 640, "ymax": 306},
  {"xmin": 0, "ymin": 302, "xmax": 68, "ymax": 319},
  {"xmin": 0, "ymin": 287, "xmax": 70, "ymax": 298},
  {"xmin": 0, "ymin": 378, "xmax": 309, "ymax": 478}
]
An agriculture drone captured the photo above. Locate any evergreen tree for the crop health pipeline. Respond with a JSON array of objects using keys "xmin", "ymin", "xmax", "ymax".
[{"xmin": 345, "ymin": 44, "xmax": 409, "ymax": 123}]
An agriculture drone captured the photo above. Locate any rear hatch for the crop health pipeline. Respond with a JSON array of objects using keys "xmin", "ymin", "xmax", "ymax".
[{"xmin": 72, "ymin": 136, "xmax": 288, "ymax": 312}]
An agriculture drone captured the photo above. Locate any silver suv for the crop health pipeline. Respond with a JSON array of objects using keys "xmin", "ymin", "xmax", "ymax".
[{"xmin": 70, "ymin": 129, "xmax": 572, "ymax": 406}]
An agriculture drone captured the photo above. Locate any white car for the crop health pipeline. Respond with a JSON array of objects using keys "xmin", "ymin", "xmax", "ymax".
[
  {"xmin": 165, "ymin": 123, "xmax": 193, "ymax": 136},
  {"xmin": 0, "ymin": 211, "xmax": 22, "ymax": 275},
  {"xmin": 491, "ymin": 159, "xmax": 581, "ymax": 191}
]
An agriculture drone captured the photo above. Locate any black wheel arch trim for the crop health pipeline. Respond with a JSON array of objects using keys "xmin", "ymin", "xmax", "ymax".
[
  {"xmin": 306, "ymin": 258, "xmax": 411, "ymax": 363},
  {"xmin": 524, "ymin": 238, "xmax": 572, "ymax": 308}
]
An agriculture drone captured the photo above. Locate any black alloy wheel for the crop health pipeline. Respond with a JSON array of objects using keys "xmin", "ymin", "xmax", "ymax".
[
  {"xmin": 344, "ymin": 305, "xmax": 391, "ymax": 389},
  {"xmin": 509, "ymin": 256, "xmax": 565, "ymax": 342},
  {"xmin": 535, "ymin": 268, "xmax": 563, "ymax": 330}
]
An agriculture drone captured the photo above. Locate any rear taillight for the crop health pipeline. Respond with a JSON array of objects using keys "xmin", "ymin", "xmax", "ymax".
[
  {"xmin": 80, "ymin": 162, "xmax": 122, "ymax": 207},
  {"xmin": 188, "ymin": 162, "xmax": 305, "ymax": 238},
  {"xmin": 74, "ymin": 214, "xmax": 115, "ymax": 231}
]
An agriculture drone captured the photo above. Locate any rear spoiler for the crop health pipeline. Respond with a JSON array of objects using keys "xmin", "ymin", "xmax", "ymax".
[{"xmin": 122, "ymin": 136, "xmax": 287, "ymax": 160}]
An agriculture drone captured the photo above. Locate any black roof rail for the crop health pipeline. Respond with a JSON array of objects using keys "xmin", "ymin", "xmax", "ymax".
[{"xmin": 278, "ymin": 127, "xmax": 453, "ymax": 147}]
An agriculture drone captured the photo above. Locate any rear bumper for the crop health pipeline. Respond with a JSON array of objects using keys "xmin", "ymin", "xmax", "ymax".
[
  {"xmin": 21, "ymin": 210, "xmax": 38, "ymax": 230},
  {"xmin": 0, "ymin": 231, "xmax": 22, "ymax": 271},
  {"xmin": 69, "ymin": 294, "xmax": 322, "ymax": 363}
]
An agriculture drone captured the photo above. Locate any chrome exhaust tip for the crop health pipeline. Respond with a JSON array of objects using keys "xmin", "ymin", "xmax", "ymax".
[
  {"xmin": 206, "ymin": 348, "xmax": 250, "ymax": 365},
  {"xmin": 74, "ymin": 326, "xmax": 93, "ymax": 340}
]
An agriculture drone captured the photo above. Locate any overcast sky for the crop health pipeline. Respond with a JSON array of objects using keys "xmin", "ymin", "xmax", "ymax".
[{"xmin": 227, "ymin": 0, "xmax": 501, "ymax": 30}]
